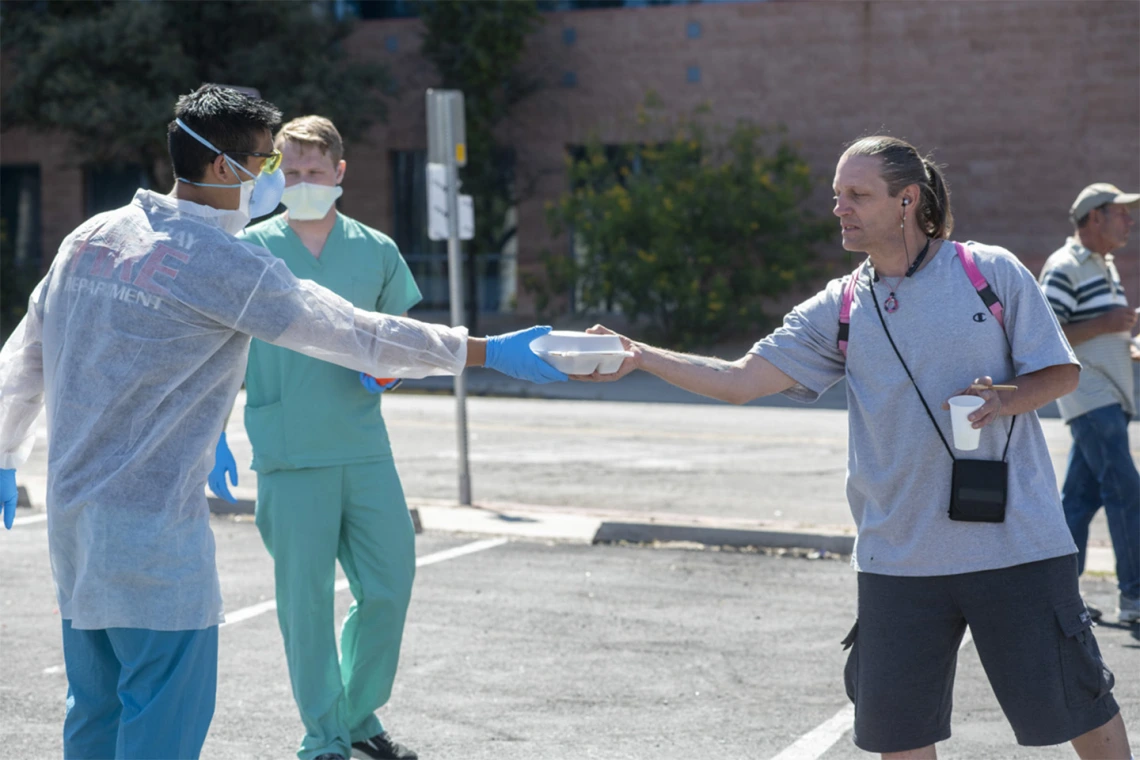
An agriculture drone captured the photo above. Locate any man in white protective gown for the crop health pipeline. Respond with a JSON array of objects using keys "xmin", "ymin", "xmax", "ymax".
[{"xmin": 0, "ymin": 84, "xmax": 565, "ymax": 760}]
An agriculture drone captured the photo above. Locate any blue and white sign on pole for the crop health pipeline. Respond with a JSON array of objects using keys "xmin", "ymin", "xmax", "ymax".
[{"xmin": 427, "ymin": 163, "xmax": 474, "ymax": 242}]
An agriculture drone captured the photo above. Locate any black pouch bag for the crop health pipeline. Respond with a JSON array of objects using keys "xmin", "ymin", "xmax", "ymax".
[
  {"xmin": 949, "ymin": 458, "xmax": 1008, "ymax": 522},
  {"xmin": 867, "ymin": 267, "xmax": 1014, "ymax": 524}
]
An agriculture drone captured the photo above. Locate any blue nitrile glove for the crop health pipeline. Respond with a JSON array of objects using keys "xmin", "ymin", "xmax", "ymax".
[
  {"xmin": 1, "ymin": 469, "xmax": 17, "ymax": 530},
  {"xmin": 208, "ymin": 432, "xmax": 238, "ymax": 504},
  {"xmin": 359, "ymin": 372, "xmax": 402, "ymax": 394},
  {"xmin": 484, "ymin": 325, "xmax": 569, "ymax": 384}
]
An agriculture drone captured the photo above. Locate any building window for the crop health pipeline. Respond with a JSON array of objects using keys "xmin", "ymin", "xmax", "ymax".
[
  {"xmin": 350, "ymin": 0, "xmax": 422, "ymax": 19},
  {"xmin": 687, "ymin": 20, "xmax": 702, "ymax": 38},
  {"xmin": 85, "ymin": 164, "xmax": 149, "ymax": 217},
  {"xmin": 560, "ymin": 144, "xmax": 653, "ymax": 314},
  {"xmin": 561, "ymin": 71, "xmax": 578, "ymax": 88},
  {"xmin": 390, "ymin": 150, "xmax": 447, "ymax": 310},
  {"xmin": 538, "ymin": 0, "xmax": 625, "ymax": 10},
  {"xmin": 390, "ymin": 150, "xmax": 516, "ymax": 313},
  {"xmin": 562, "ymin": 27, "xmax": 577, "ymax": 45},
  {"xmin": 566, "ymin": 144, "xmax": 647, "ymax": 183},
  {"xmin": 686, "ymin": 65, "xmax": 701, "ymax": 84},
  {"xmin": 0, "ymin": 165, "xmax": 41, "ymax": 271},
  {"xmin": 538, "ymin": 0, "xmax": 725, "ymax": 10},
  {"xmin": 0, "ymin": 165, "xmax": 42, "ymax": 338}
]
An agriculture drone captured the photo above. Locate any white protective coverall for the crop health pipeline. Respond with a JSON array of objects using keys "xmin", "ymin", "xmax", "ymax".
[{"xmin": 0, "ymin": 189, "xmax": 467, "ymax": 631}]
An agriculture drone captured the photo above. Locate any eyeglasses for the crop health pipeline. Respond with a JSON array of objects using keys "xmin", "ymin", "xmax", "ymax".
[{"xmin": 226, "ymin": 150, "xmax": 282, "ymax": 174}]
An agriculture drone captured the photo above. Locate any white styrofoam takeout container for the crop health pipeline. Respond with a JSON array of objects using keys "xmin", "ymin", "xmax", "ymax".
[
  {"xmin": 530, "ymin": 330, "xmax": 632, "ymax": 375},
  {"xmin": 538, "ymin": 350, "xmax": 633, "ymax": 375}
]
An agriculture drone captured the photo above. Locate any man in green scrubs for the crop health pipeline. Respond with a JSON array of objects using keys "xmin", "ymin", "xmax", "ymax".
[{"xmin": 212, "ymin": 115, "xmax": 420, "ymax": 760}]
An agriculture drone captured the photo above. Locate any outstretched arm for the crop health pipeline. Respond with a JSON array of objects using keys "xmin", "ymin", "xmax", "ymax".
[{"xmin": 571, "ymin": 326, "xmax": 797, "ymax": 405}]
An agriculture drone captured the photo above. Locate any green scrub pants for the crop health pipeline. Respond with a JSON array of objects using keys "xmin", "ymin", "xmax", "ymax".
[{"xmin": 255, "ymin": 460, "xmax": 416, "ymax": 760}]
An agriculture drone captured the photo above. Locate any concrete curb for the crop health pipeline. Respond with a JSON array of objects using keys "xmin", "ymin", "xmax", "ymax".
[
  {"xmin": 592, "ymin": 521, "xmax": 855, "ymax": 554},
  {"xmin": 207, "ymin": 497, "xmax": 255, "ymax": 516},
  {"xmin": 19, "ymin": 492, "xmax": 1116, "ymax": 574},
  {"xmin": 199, "ymin": 490, "xmax": 852, "ymax": 553},
  {"xmin": 206, "ymin": 496, "xmax": 427, "ymax": 535},
  {"xmin": 406, "ymin": 499, "xmax": 859, "ymax": 555}
]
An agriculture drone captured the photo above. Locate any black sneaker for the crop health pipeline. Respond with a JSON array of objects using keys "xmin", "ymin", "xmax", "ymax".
[{"xmin": 352, "ymin": 732, "xmax": 418, "ymax": 760}]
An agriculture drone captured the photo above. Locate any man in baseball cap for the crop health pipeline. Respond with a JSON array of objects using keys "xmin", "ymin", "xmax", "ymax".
[
  {"xmin": 1040, "ymin": 181, "xmax": 1139, "ymax": 625},
  {"xmin": 1069, "ymin": 182, "xmax": 1140, "ymax": 225}
]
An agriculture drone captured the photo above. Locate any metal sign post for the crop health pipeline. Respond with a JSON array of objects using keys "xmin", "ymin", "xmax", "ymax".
[{"xmin": 426, "ymin": 89, "xmax": 472, "ymax": 506}]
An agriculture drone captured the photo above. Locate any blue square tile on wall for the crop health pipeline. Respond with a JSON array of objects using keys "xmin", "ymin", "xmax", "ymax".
[
  {"xmin": 686, "ymin": 65, "xmax": 701, "ymax": 84},
  {"xmin": 385, "ymin": 35, "xmax": 399, "ymax": 53},
  {"xmin": 561, "ymin": 71, "xmax": 578, "ymax": 88},
  {"xmin": 687, "ymin": 21, "xmax": 701, "ymax": 39},
  {"xmin": 563, "ymin": 27, "xmax": 576, "ymax": 45}
]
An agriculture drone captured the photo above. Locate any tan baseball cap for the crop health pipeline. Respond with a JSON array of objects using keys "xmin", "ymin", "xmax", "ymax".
[{"xmin": 1070, "ymin": 183, "xmax": 1140, "ymax": 222}]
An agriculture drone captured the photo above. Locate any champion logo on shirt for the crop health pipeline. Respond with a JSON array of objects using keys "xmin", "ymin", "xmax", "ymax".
[{"xmin": 973, "ymin": 312, "xmax": 988, "ymax": 323}]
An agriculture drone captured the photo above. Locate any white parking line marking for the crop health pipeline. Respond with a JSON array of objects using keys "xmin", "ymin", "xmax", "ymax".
[
  {"xmin": 12, "ymin": 513, "xmax": 48, "ymax": 526},
  {"xmin": 221, "ymin": 598, "xmax": 279, "ymax": 628},
  {"xmin": 407, "ymin": 537, "xmax": 509, "ymax": 567},
  {"xmin": 771, "ymin": 704, "xmax": 854, "ymax": 760},
  {"xmin": 769, "ymin": 627, "xmax": 974, "ymax": 760},
  {"xmin": 220, "ymin": 537, "xmax": 509, "ymax": 629}
]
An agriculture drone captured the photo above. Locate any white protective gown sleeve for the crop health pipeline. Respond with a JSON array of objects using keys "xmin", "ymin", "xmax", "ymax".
[
  {"xmin": 186, "ymin": 245, "xmax": 468, "ymax": 380},
  {"xmin": 0, "ymin": 190, "xmax": 466, "ymax": 630}
]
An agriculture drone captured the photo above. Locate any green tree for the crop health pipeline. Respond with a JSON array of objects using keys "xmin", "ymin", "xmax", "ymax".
[
  {"xmin": 419, "ymin": 0, "xmax": 543, "ymax": 331},
  {"xmin": 531, "ymin": 99, "xmax": 835, "ymax": 349},
  {"xmin": 1, "ymin": 0, "xmax": 391, "ymax": 191}
]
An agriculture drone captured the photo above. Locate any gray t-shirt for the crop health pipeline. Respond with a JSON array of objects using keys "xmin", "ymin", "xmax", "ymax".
[{"xmin": 752, "ymin": 240, "xmax": 1079, "ymax": 577}]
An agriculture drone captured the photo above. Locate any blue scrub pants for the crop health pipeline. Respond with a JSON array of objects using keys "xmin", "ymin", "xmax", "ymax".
[{"xmin": 61, "ymin": 619, "xmax": 218, "ymax": 759}]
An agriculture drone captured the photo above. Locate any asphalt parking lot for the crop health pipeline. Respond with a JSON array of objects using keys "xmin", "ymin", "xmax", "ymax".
[{"xmin": 3, "ymin": 513, "xmax": 1136, "ymax": 760}]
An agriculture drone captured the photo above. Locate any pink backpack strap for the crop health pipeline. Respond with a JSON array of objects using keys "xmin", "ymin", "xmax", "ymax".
[
  {"xmin": 837, "ymin": 261, "xmax": 865, "ymax": 357},
  {"xmin": 954, "ymin": 242, "xmax": 1004, "ymax": 328}
]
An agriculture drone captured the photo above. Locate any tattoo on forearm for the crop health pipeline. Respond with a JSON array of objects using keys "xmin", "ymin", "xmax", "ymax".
[{"xmin": 669, "ymin": 351, "xmax": 733, "ymax": 372}]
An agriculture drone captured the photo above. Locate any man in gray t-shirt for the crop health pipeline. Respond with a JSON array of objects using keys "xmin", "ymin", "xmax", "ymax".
[
  {"xmin": 573, "ymin": 136, "xmax": 1131, "ymax": 757},
  {"xmin": 751, "ymin": 235, "xmax": 1077, "ymax": 577}
]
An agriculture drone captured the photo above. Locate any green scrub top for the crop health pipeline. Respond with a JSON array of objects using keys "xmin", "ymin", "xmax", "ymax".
[{"xmin": 237, "ymin": 213, "xmax": 422, "ymax": 473}]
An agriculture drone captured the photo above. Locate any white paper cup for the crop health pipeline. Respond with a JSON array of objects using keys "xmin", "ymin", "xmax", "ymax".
[{"xmin": 948, "ymin": 395, "xmax": 986, "ymax": 451}]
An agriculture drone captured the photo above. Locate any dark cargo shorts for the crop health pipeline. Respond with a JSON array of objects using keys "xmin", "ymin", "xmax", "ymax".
[{"xmin": 842, "ymin": 554, "xmax": 1119, "ymax": 753}]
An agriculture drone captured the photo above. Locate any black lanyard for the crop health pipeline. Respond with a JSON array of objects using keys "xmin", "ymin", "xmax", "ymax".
[{"xmin": 865, "ymin": 265, "xmax": 1014, "ymax": 462}]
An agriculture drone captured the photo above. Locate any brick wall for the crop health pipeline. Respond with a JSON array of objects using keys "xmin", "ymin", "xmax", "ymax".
[
  {"xmin": 352, "ymin": 0, "xmax": 1140, "ymax": 314},
  {"xmin": 4, "ymin": 0, "xmax": 1138, "ymax": 315}
]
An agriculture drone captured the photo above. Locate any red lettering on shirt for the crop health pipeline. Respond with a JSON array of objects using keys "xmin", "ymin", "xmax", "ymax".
[
  {"xmin": 134, "ymin": 244, "xmax": 190, "ymax": 297},
  {"xmin": 67, "ymin": 222, "xmax": 109, "ymax": 274},
  {"xmin": 89, "ymin": 246, "xmax": 117, "ymax": 279}
]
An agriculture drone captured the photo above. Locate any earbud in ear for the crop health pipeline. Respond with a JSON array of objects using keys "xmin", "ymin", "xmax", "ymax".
[{"xmin": 902, "ymin": 198, "xmax": 910, "ymax": 206}]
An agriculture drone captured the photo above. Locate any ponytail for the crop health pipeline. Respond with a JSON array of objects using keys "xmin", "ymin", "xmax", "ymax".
[{"xmin": 918, "ymin": 157, "xmax": 953, "ymax": 239}]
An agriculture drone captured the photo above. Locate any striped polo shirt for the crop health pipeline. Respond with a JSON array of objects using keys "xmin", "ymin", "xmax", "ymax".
[{"xmin": 1039, "ymin": 236, "xmax": 1134, "ymax": 422}]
